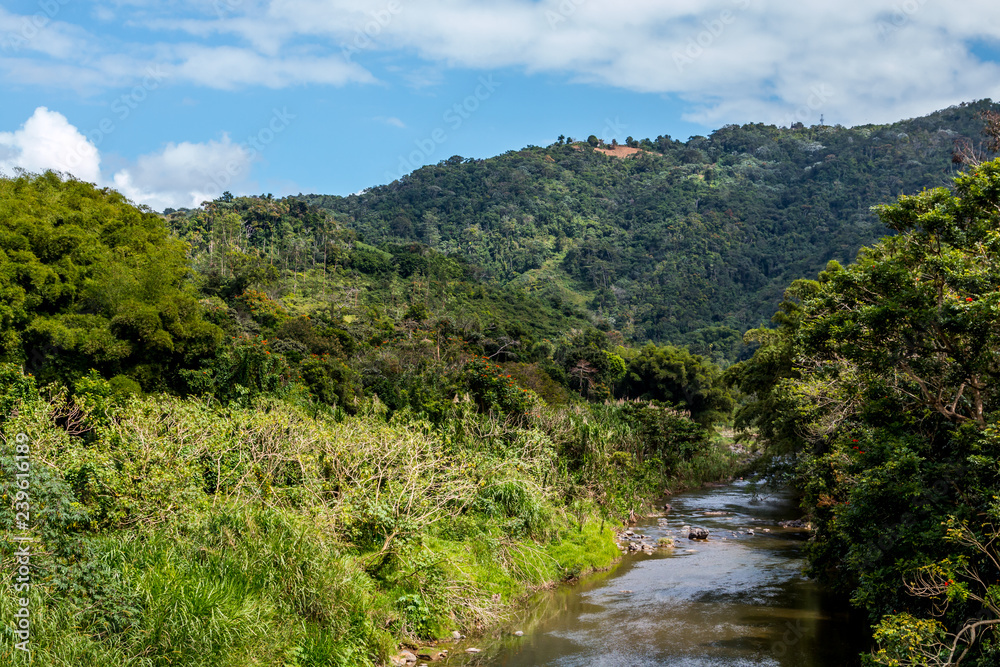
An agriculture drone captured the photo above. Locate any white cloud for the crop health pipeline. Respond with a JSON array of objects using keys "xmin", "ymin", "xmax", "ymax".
[
  {"xmin": 159, "ymin": 0, "xmax": 1000, "ymax": 126},
  {"xmin": 171, "ymin": 44, "xmax": 375, "ymax": 89},
  {"xmin": 111, "ymin": 135, "xmax": 254, "ymax": 210},
  {"xmin": 4, "ymin": 1, "xmax": 1000, "ymax": 127},
  {"xmin": 0, "ymin": 107, "xmax": 260, "ymax": 211},
  {"xmin": 0, "ymin": 107, "xmax": 101, "ymax": 183},
  {"xmin": 0, "ymin": 6, "xmax": 92, "ymax": 60},
  {"xmin": 378, "ymin": 116, "xmax": 406, "ymax": 128}
]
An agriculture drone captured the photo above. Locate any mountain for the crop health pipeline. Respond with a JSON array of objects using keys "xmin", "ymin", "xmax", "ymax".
[{"xmin": 304, "ymin": 99, "xmax": 999, "ymax": 363}]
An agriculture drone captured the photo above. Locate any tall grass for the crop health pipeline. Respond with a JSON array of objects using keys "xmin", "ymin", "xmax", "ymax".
[{"xmin": 0, "ymin": 374, "xmax": 741, "ymax": 664}]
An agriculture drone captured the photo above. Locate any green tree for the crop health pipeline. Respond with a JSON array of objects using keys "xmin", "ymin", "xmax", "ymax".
[
  {"xmin": 621, "ymin": 343, "xmax": 732, "ymax": 425},
  {"xmin": 730, "ymin": 157, "xmax": 1000, "ymax": 664},
  {"xmin": 0, "ymin": 172, "xmax": 222, "ymax": 390}
]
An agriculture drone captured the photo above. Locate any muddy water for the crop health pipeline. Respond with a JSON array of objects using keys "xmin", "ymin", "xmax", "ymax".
[{"xmin": 453, "ymin": 481, "xmax": 865, "ymax": 667}]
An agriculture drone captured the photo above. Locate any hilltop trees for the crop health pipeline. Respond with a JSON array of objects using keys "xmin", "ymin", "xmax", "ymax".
[{"xmin": 307, "ymin": 100, "xmax": 1000, "ymax": 356}]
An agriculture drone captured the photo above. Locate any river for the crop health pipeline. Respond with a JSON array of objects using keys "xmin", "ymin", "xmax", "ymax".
[{"xmin": 450, "ymin": 481, "xmax": 866, "ymax": 666}]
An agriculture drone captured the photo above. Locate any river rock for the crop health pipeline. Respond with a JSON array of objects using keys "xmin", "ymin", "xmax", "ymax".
[
  {"xmin": 416, "ymin": 648, "xmax": 443, "ymax": 661},
  {"xmin": 689, "ymin": 527, "xmax": 709, "ymax": 540},
  {"xmin": 399, "ymin": 650, "xmax": 417, "ymax": 663},
  {"xmin": 514, "ymin": 630, "xmax": 524, "ymax": 636},
  {"xmin": 452, "ymin": 631, "xmax": 461, "ymax": 639},
  {"xmin": 466, "ymin": 648, "xmax": 481, "ymax": 653}
]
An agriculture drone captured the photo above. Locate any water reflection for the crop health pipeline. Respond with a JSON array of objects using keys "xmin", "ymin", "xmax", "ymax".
[{"xmin": 450, "ymin": 482, "xmax": 864, "ymax": 667}]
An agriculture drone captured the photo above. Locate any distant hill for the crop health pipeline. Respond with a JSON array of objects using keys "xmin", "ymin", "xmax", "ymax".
[{"xmin": 304, "ymin": 99, "xmax": 999, "ymax": 363}]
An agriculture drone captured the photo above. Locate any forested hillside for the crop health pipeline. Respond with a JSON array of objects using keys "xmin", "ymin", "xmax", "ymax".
[
  {"xmin": 4, "ymin": 102, "xmax": 1000, "ymax": 665},
  {"xmin": 0, "ymin": 172, "xmax": 738, "ymax": 665},
  {"xmin": 304, "ymin": 100, "xmax": 998, "ymax": 361}
]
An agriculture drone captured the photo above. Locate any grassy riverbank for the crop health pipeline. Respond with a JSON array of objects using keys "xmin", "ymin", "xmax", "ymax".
[
  {"xmin": 0, "ymin": 173, "xmax": 744, "ymax": 664},
  {"xmin": 0, "ymin": 366, "xmax": 741, "ymax": 666}
]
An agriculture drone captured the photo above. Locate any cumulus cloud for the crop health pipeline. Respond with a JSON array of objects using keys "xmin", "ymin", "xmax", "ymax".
[
  {"xmin": 0, "ymin": 107, "xmax": 258, "ymax": 211},
  {"xmin": 111, "ymin": 135, "xmax": 254, "ymax": 210},
  {"xmin": 0, "ymin": 107, "xmax": 101, "ymax": 183}
]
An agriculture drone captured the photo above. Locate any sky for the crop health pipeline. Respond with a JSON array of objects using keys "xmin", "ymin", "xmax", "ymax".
[{"xmin": 1, "ymin": 0, "xmax": 1000, "ymax": 211}]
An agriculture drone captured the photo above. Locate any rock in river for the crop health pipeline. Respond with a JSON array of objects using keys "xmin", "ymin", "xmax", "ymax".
[{"xmin": 688, "ymin": 528, "xmax": 709, "ymax": 540}]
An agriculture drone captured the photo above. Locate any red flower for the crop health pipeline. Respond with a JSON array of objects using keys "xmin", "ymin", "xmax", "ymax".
[{"xmin": 966, "ymin": 297, "xmax": 973, "ymax": 302}]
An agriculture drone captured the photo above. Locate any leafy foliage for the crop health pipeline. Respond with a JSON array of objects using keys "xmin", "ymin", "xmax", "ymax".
[
  {"xmin": 730, "ymin": 155, "xmax": 1000, "ymax": 664},
  {"xmin": 306, "ymin": 101, "xmax": 999, "ymax": 355},
  {"xmin": 0, "ymin": 172, "xmax": 222, "ymax": 390}
]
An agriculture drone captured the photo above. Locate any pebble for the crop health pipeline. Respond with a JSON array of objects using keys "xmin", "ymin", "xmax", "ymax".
[
  {"xmin": 514, "ymin": 630, "xmax": 524, "ymax": 636},
  {"xmin": 466, "ymin": 648, "xmax": 481, "ymax": 654},
  {"xmin": 452, "ymin": 631, "xmax": 461, "ymax": 639}
]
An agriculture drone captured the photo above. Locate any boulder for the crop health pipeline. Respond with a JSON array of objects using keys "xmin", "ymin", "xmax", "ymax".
[
  {"xmin": 416, "ymin": 648, "xmax": 443, "ymax": 661},
  {"xmin": 688, "ymin": 527, "xmax": 709, "ymax": 540}
]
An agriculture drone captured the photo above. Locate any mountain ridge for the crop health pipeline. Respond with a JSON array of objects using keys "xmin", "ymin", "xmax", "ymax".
[{"xmin": 301, "ymin": 99, "xmax": 998, "ymax": 362}]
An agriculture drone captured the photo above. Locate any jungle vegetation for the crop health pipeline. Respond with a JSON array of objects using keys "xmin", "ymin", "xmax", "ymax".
[{"xmin": 2, "ymin": 100, "xmax": 1000, "ymax": 665}]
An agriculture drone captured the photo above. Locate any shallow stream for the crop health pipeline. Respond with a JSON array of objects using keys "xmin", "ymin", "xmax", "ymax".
[{"xmin": 450, "ymin": 481, "xmax": 866, "ymax": 666}]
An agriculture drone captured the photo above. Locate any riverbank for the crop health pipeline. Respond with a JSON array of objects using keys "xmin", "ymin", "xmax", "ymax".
[
  {"xmin": 385, "ymin": 476, "xmax": 755, "ymax": 666},
  {"xmin": 0, "ymin": 365, "xmax": 744, "ymax": 666},
  {"xmin": 442, "ymin": 482, "xmax": 865, "ymax": 667}
]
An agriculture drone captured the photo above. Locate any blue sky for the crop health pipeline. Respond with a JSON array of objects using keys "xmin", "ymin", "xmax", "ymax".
[{"xmin": 2, "ymin": 0, "xmax": 1000, "ymax": 210}]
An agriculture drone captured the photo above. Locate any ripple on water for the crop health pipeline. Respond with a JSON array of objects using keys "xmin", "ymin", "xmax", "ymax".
[{"xmin": 454, "ymin": 482, "xmax": 863, "ymax": 667}]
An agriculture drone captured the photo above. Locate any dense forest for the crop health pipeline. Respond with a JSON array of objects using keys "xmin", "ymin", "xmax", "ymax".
[
  {"xmin": 0, "ymin": 172, "xmax": 736, "ymax": 666},
  {"xmin": 300, "ymin": 100, "xmax": 998, "ymax": 363},
  {"xmin": 2, "ymin": 101, "xmax": 1000, "ymax": 665},
  {"xmin": 728, "ymin": 132, "xmax": 1000, "ymax": 663}
]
